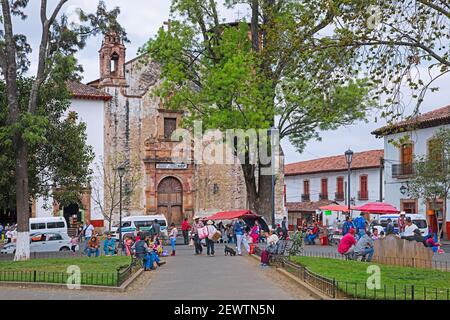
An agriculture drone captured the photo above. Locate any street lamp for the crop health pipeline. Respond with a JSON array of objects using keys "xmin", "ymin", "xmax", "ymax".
[
  {"xmin": 268, "ymin": 127, "xmax": 279, "ymax": 230},
  {"xmin": 117, "ymin": 164, "xmax": 126, "ymax": 253},
  {"xmin": 345, "ymin": 149, "xmax": 354, "ymax": 213}
]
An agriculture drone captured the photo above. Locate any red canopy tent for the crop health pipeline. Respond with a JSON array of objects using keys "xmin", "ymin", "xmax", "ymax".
[
  {"xmin": 207, "ymin": 210, "xmax": 260, "ymax": 221},
  {"xmin": 319, "ymin": 204, "xmax": 357, "ymax": 213},
  {"xmin": 354, "ymin": 202, "xmax": 400, "ymax": 214}
]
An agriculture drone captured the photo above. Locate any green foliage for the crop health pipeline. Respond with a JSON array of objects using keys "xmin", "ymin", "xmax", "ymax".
[
  {"xmin": 144, "ymin": 0, "xmax": 374, "ymax": 153},
  {"xmin": 0, "ymin": 78, "xmax": 94, "ymax": 208}
]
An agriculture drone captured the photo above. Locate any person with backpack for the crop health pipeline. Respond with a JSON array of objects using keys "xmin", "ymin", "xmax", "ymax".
[
  {"xmin": 353, "ymin": 213, "xmax": 367, "ymax": 239},
  {"xmin": 234, "ymin": 218, "xmax": 249, "ymax": 256},
  {"xmin": 342, "ymin": 216, "xmax": 354, "ymax": 236}
]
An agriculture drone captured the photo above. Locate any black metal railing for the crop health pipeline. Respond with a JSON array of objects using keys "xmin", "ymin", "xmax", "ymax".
[
  {"xmin": 335, "ymin": 193, "xmax": 345, "ymax": 201},
  {"xmin": 0, "ymin": 251, "xmax": 83, "ymax": 261},
  {"xmin": 280, "ymin": 257, "xmax": 450, "ymax": 300},
  {"xmin": 392, "ymin": 163, "xmax": 414, "ymax": 178},
  {"xmin": 301, "ymin": 194, "xmax": 310, "ymax": 202},
  {"xmin": 319, "ymin": 193, "xmax": 328, "ymax": 200},
  {"xmin": 358, "ymin": 191, "xmax": 369, "ymax": 200},
  {"xmin": 0, "ymin": 256, "xmax": 140, "ymax": 287},
  {"xmin": 300, "ymin": 250, "xmax": 450, "ymax": 272}
]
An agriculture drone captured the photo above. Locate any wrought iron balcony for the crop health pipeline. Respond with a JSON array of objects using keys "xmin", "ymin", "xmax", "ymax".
[
  {"xmin": 358, "ymin": 191, "xmax": 369, "ymax": 201},
  {"xmin": 301, "ymin": 194, "xmax": 310, "ymax": 202},
  {"xmin": 319, "ymin": 193, "xmax": 328, "ymax": 200},
  {"xmin": 392, "ymin": 163, "xmax": 414, "ymax": 178},
  {"xmin": 335, "ymin": 192, "xmax": 345, "ymax": 201}
]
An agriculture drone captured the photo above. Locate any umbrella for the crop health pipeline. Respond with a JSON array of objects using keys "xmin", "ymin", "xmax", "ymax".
[
  {"xmin": 353, "ymin": 202, "xmax": 399, "ymax": 214},
  {"xmin": 319, "ymin": 204, "xmax": 357, "ymax": 213}
]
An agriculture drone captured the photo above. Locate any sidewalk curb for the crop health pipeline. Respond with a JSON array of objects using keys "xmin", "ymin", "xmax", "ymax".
[
  {"xmin": 249, "ymin": 254, "xmax": 332, "ymax": 300},
  {"xmin": 0, "ymin": 268, "xmax": 144, "ymax": 293}
]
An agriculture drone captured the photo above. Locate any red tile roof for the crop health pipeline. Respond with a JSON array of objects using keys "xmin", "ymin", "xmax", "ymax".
[
  {"xmin": 372, "ymin": 105, "xmax": 450, "ymax": 137},
  {"xmin": 285, "ymin": 149, "xmax": 384, "ymax": 176},
  {"xmin": 286, "ymin": 200, "xmax": 337, "ymax": 212},
  {"xmin": 67, "ymin": 81, "xmax": 111, "ymax": 101}
]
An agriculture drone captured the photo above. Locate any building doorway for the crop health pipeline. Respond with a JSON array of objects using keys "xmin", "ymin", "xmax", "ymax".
[
  {"xmin": 63, "ymin": 203, "xmax": 81, "ymax": 229},
  {"xmin": 157, "ymin": 177, "xmax": 183, "ymax": 226}
]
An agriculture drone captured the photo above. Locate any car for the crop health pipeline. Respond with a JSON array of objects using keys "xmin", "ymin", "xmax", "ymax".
[
  {"xmin": 29, "ymin": 216, "xmax": 67, "ymax": 235},
  {"xmin": 111, "ymin": 215, "xmax": 169, "ymax": 240},
  {"xmin": 369, "ymin": 213, "xmax": 429, "ymax": 236},
  {"xmin": 0, "ymin": 231, "xmax": 73, "ymax": 254}
]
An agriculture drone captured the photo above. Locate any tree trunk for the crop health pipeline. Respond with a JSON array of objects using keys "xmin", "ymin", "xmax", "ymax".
[
  {"xmin": 13, "ymin": 138, "xmax": 31, "ymax": 261},
  {"xmin": 1, "ymin": 0, "xmax": 31, "ymax": 261},
  {"xmin": 439, "ymin": 197, "xmax": 447, "ymax": 243}
]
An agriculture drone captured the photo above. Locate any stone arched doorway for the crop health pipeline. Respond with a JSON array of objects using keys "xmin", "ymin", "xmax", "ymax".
[{"xmin": 157, "ymin": 177, "xmax": 183, "ymax": 226}]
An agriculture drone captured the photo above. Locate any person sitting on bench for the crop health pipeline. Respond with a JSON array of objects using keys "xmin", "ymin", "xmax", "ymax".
[{"xmin": 338, "ymin": 228, "xmax": 357, "ymax": 259}]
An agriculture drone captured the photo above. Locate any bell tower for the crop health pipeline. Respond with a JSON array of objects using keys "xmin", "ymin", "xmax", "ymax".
[{"xmin": 99, "ymin": 32, "xmax": 126, "ymax": 87}]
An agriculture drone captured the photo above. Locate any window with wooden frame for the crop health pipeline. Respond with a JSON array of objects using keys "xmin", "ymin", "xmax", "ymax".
[
  {"xmin": 164, "ymin": 117, "xmax": 177, "ymax": 140},
  {"xmin": 400, "ymin": 199, "xmax": 417, "ymax": 214},
  {"xmin": 400, "ymin": 143, "xmax": 413, "ymax": 175},
  {"xmin": 359, "ymin": 175, "xmax": 368, "ymax": 200},
  {"xmin": 320, "ymin": 178, "xmax": 328, "ymax": 200},
  {"xmin": 302, "ymin": 180, "xmax": 310, "ymax": 201},
  {"xmin": 336, "ymin": 177, "xmax": 344, "ymax": 201},
  {"xmin": 428, "ymin": 138, "xmax": 443, "ymax": 164}
]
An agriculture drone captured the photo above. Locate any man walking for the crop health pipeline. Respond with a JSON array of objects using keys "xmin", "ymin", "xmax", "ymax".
[
  {"xmin": 192, "ymin": 216, "xmax": 204, "ymax": 255},
  {"xmin": 181, "ymin": 217, "xmax": 191, "ymax": 245},
  {"xmin": 353, "ymin": 213, "xmax": 367, "ymax": 239},
  {"xmin": 281, "ymin": 217, "xmax": 288, "ymax": 239},
  {"xmin": 152, "ymin": 219, "xmax": 161, "ymax": 238},
  {"xmin": 82, "ymin": 220, "xmax": 94, "ymax": 255}
]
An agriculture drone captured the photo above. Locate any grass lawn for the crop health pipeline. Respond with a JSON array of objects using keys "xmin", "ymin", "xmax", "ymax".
[
  {"xmin": 290, "ymin": 256, "xmax": 450, "ymax": 300},
  {"xmin": 0, "ymin": 256, "xmax": 133, "ymax": 286}
]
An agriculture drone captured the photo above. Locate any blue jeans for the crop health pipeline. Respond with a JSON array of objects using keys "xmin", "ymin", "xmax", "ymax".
[
  {"xmin": 104, "ymin": 246, "xmax": 115, "ymax": 256},
  {"xmin": 356, "ymin": 247, "xmax": 374, "ymax": 262},
  {"xmin": 170, "ymin": 238, "xmax": 176, "ymax": 252},
  {"xmin": 87, "ymin": 248, "xmax": 99, "ymax": 257},
  {"xmin": 307, "ymin": 234, "xmax": 317, "ymax": 245},
  {"xmin": 83, "ymin": 237, "xmax": 91, "ymax": 254}
]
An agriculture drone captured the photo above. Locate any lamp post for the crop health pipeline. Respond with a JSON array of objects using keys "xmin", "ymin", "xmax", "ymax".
[
  {"xmin": 345, "ymin": 149, "xmax": 354, "ymax": 213},
  {"xmin": 268, "ymin": 127, "xmax": 279, "ymax": 230},
  {"xmin": 117, "ymin": 165, "xmax": 126, "ymax": 253}
]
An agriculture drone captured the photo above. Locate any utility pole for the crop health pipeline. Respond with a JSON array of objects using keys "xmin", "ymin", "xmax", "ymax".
[{"xmin": 379, "ymin": 157, "xmax": 384, "ymax": 202}]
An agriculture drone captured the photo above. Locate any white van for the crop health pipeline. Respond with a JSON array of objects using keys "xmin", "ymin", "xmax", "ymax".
[
  {"xmin": 29, "ymin": 217, "xmax": 68, "ymax": 235},
  {"xmin": 370, "ymin": 213, "xmax": 429, "ymax": 236},
  {"xmin": 112, "ymin": 215, "xmax": 168, "ymax": 239}
]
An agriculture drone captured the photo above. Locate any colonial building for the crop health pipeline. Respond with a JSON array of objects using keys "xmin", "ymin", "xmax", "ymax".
[
  {"xmin": 373, "ymin": 105, "xmax": 450, "ymax": 239},
  {"xmin": 34, "ymin": 32, "xmax": 285, "ymax": 228},
  {"xmin": 284, "ymin": 150, "xmax": 384, "ymax": 229}
]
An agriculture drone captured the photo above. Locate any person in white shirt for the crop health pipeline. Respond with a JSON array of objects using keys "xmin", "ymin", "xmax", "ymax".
[
  {"xmin": 403, "ymin": 217, "xmax": 418, "ymax": 237},
  {"xmin": 82, "ymin": 220, "xmax": 94, "ymax": 254},
  {"xmin": 267, "ymin": 232, "xmax": 279, "ymax": 246}
]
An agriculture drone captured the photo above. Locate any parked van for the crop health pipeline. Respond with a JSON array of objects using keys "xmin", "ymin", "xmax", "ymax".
[
  {"xmin": 29, "ymin": 217, "xmax": 68, "ymax": 235},
  {"xmin": 369, "ymin": 213, "xmax": 429, "ymax": 236},
  {"xmin": 112, "ymin": 215, "xmax": 168, "ymax": 239}
]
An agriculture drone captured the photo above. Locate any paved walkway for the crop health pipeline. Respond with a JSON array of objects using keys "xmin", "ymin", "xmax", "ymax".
[{"xmin": 0, "ymin": 245, "xmax": 315, "ymax": 300}]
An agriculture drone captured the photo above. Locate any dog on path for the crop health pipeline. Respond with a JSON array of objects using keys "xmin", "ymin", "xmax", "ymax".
[{"xmin": 224, "ymin": 245, "xmax": 236, "ymax": 256}]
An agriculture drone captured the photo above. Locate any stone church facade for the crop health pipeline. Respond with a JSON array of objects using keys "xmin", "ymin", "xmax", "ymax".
[{"xmin": 82, "ymin": 33, "xmax": 286, "ymax": 226}]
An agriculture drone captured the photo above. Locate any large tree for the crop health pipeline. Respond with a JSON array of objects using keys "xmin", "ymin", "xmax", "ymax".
[
  {"xmin": 0, "ymin": 0, "xmax": 126, "ymax": 261},
  {"xmin": 144, "ymin": 0, "xmax": 374, "ymax": 221},
  {"xmin": 332, "ymin": 0, "xmax": 450, "ymax": 121}
]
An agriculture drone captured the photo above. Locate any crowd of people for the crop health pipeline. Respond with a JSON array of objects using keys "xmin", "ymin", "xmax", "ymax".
[
  {"xmin": 337, "ymin": 212, "xmax": 444, "ymax": 261},
  {"xmin": 0, "ymin": 223, "xmax": 18, "ymax": 244}
]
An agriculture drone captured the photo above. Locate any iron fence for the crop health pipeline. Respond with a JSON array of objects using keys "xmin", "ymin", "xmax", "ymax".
[
  {"xmin": 300, "ymin": 250, "xmax": 450, "ymax": 272},
  {"xmin": 279, "ymin": 258, "xmax": 450, "ymax": 300},
  {"xmin": 0, "ymin": 251, "xmax": 83, "ymax": 261},
  {"xmin": 0, "ymin": 256, "xmax": 140, "ymax": 287}
]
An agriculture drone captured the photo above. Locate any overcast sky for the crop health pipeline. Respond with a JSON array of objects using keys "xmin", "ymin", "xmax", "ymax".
[{"xmin": 11, "ymin": 0, "xmax": 450, "ymax": 164}]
